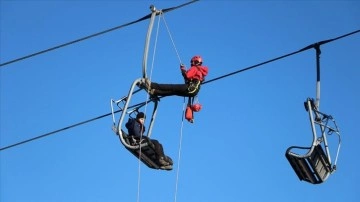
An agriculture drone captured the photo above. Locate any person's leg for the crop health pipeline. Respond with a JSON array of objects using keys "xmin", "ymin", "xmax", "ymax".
[
  {"xmin": 150, "ymin": 82, "xmax": 189, "ymax": 96},
  {"xmin": 165, "ymin": 156, "xmax": 173, "ymax": 165},
  {"xmin": 151, "ymin": 139, "xmax": 165, "ymax": 157},
  {"xmin": 151, "ymin": 139, "xmax": 170, "ymax": 166}
]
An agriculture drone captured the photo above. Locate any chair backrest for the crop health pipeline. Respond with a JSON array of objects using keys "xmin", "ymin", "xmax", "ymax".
[
  {"xmin": 309, "ymin": 144, "xmax": 332, "ymax": 181},
  {"xmin": 286, "ymin": 144, "xmax": 331, "ymax": 184}
]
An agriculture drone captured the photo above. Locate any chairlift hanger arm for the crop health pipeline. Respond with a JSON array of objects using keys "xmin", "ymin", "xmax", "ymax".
[
  {"xmin": 113, "ymin": 1, "xmax": 198, "ymax": 138},
  {"xmin": 142, "ymin": 1, "xmax": 199, "ymax": 78},
  {"xmin": 315, "ymin": 44, "xmax": 321, "ymax": 109},
  {"xmin": 142, "ymin": 6, "xmax": 159, "ymax": 79}
]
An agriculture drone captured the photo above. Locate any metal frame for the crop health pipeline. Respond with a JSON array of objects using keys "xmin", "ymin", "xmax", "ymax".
[
  {"xmin": 108, "ymin": 2, "xmax": 198, "ymax": 170},
  {"xmin": 142, "ymin": 5, "xmax": 161, "ymax": 79},
  {"xmin": 110, "ymin": 5, "xmax": 161, "ymax": 149},
  {"xmin": 110, "ymin": 78, "xmax": 159, "ymax": 150}
]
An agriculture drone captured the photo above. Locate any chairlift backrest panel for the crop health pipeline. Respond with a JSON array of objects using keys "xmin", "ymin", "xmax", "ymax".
[
  {"xmin": 286, "ymin": 144, "xmax": 331, "ymax": 184},
  {"xmin": 286, "ymin": 151, "xmax": 318, "ymax": 184},
  {"xmin": 310, "ymin": 145, "xmax": 331, "ymax": 180}
]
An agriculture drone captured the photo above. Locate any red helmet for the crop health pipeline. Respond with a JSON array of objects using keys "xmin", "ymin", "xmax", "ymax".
[
  {"xmin": 191, "ymin": 103, "xmax": 202, "ymax": 112},
  {"xmin": 191, "ymin": 55, "xmax": 203, "ymax": 66}
]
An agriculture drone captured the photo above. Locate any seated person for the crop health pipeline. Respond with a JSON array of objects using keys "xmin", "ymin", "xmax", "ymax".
[{"xmin": 125, "ymin": 112, "xmax": 173, "ymax": 170}]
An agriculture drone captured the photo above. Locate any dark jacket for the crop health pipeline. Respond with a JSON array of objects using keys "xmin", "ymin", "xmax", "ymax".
[{"xmin": 125, "ymin": 118, "xmax": 145, "ymax": 137}]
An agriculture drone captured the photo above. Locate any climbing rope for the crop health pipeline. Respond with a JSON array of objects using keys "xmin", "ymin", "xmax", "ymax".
[
  {"xmin": 158, "ymin": 13, "xmax": 187, "ymax": 201},
  {"xmin": 161, "ymin": 13, "xmax": 183, "ymax": 64},
  {"xmin": 174, "ymin": 100, "xmax": 187, "ymax": 202},
  {"xmin": 136, "ymin": 11, "xmax": 162, "ymax": 202}
]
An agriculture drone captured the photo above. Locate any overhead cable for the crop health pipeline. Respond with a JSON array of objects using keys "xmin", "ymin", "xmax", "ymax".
[
  {"xmin": 0, "ymin": 29, "xmax": 358, "ymax": 151},
  {"xmin": 0, "ymin": 0, "xmax": 199, "ymax": 68},
  {"xmin": 204, "ymin": 29, "xmax": 360, "ymax": 84}
]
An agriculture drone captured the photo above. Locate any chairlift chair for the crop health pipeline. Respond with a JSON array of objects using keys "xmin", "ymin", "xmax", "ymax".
[
  {"xmin": 285, "ymin": 44, "xmax": 341, "ymax": 184},
  {"xmin": 109, "ymin": 5, "xmax": 170, "ymax": 169},
  {"xmin": 286, "ymin": 98, "xmax": 341, "ymax": 184}
]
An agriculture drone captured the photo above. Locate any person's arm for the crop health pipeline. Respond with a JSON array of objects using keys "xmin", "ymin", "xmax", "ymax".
[
  {"xmin": 132, "ymin": 122, "xmax": 145, "ymax": 137},
  {"xmin": 180, "ymin": 64, "xmax": 188, "ymax": 81}
]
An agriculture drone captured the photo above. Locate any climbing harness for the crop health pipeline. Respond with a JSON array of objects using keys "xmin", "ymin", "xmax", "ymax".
[
  {"xmin": 285, "ymin": 44, "xmax": 341, "ymax": 184},
  {"xmin": 187, "ymin": 80, "xmax": 201, "ymax": 94}
]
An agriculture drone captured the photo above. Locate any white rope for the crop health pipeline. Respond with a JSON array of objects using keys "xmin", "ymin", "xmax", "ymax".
[
  {"xmin": 136, "ymin": 12, "xmax": 185, "ymax": 202},
  {"xmin": 136, "ymin": 156, "xmax": 141, "ymax": 202},
  {"xmin": 159, "ymin": 13, "xmax": 187, "ymax": 202},
  {"xmin": 136, "ymin": 12, "xmax": 162, "ymax": 202},
  {"xmin": 174, "ymin": 99, "xmax": 186, "ymax": 202},
  {"xmin": 161, "ymin": 13, "xmax": 183, "ymax": 64}
]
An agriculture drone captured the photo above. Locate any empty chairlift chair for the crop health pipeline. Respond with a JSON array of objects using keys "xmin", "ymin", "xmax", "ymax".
[
  {"xmin": 286, "ymin": 98, "xmax": 341, "ymax": 184},
  {"xmin": 285, "ymin": 43, "xmax": 341, "ymax": 184}
]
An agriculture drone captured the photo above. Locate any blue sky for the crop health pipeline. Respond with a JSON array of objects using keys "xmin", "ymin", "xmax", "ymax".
[{"xmin": 1, "ymin": 0, "xmax": 359, "ymax": 202}]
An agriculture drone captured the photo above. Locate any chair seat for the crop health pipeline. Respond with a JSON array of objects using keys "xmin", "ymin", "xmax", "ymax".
[
  {"xmin": 121, "ymin": 130, "xmax": 170, "ymax": 170},
  {"xmin": 286, "ymin": 144, "xmax": 331, "ymax": 184}
]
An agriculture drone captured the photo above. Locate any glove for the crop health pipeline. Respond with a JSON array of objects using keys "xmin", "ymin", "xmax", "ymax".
[{"xmin": 180, "ymin": 63, "xmax": 186, "ymax": 72}]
